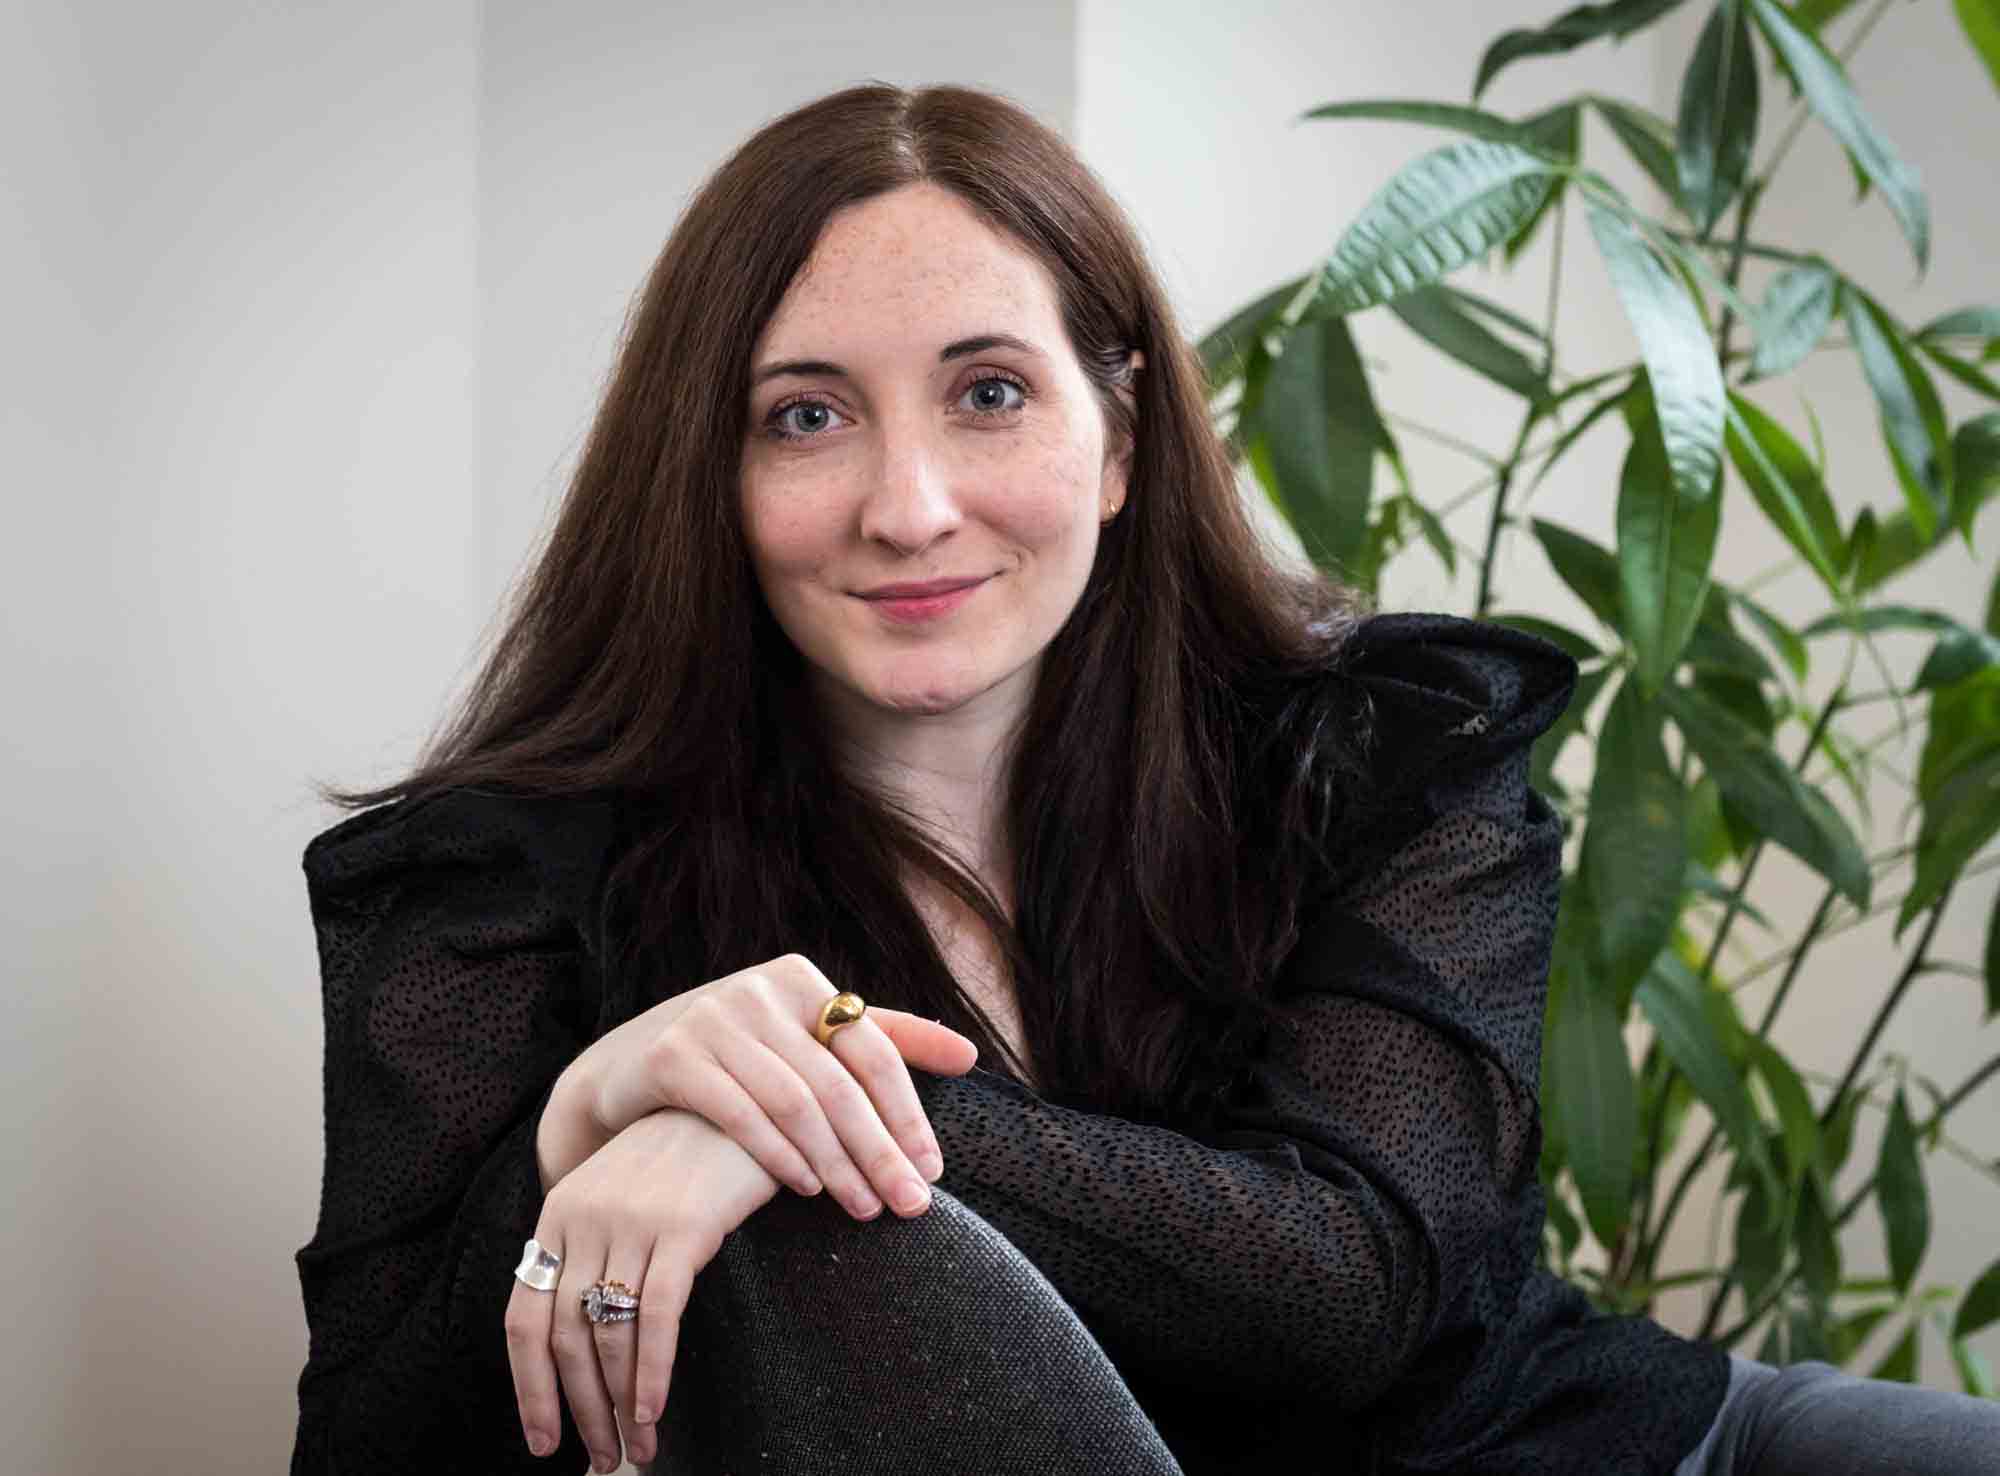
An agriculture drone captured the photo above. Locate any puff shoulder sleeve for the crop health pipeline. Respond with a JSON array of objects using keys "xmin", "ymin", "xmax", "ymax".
[
  {"xmin": 290, "ymin": 790, "xmax": 613, "ymax": 1475},
  {"xmin": 913, "ymin": 613, "xmax": 1578, "ymax": 1410}
]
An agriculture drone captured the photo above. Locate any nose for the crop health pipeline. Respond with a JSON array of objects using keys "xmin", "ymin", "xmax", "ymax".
[{"xmin": 859, "ymin": 418, "xmax": 960, "ymax": 555}]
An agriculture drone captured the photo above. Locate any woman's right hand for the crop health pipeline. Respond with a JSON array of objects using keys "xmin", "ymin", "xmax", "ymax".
[{"xmin": 541, "ymin": 953, "xmax": 980, "ymax": 1222}]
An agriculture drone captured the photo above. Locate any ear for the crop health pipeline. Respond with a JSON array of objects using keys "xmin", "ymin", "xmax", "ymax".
[{"xmin": 1101, "ymin": 350, "xmax": 1143, "ymax": 524}]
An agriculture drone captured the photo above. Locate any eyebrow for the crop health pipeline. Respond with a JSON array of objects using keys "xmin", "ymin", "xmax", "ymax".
[{"xmin": 751, "ymin": 333, "xmax": 1045, "ymax": 388}]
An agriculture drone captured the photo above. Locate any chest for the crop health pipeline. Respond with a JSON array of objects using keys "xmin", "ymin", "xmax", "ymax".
[{"xmin": 910, "ymin": 882, "xmax": 1038, "ymax": 1091}]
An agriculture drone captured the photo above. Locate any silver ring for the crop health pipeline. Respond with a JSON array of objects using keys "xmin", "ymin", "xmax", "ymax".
[
  {"xmin": 583, "ymin": 1279, "xmax": 641, "ymax": 1326},
  {"xmin": 513, "ymin": 1238, "xmax": 562, "ymax": 1293}
]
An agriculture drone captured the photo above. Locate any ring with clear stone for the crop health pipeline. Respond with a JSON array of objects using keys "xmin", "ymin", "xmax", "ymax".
[{"xmin": 582, "ymin": 1278, "xmax": 640, "ymax": 1326}]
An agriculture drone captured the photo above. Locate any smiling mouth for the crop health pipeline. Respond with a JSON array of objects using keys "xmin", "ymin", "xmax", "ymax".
[
  {"xmin": 854, "ymin": 575, "xmax": 992, "ymax": 622},
  {"xmin": 857, "ymin": 576, "xmax": 992, "ymax": 600}
]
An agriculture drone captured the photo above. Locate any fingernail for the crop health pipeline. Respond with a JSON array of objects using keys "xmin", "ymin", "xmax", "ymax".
[
  {"xmin": 855, "ymin": 1190, "xmax": 883, "ymax": 1217},
  {"xmin": 919, "ymin": 1146, "xmax": 944, "ymax": 1180},
  {"xmin": 593, "ymin": 1450, "xmax": 617, "ymax": 1473},
  {"xmin": 893, "ymin": 1178, "xmax": 931, "ymax": 1214},
  {"xmin": 633, "ymin": 1405, "xmax": 653, "ymax": 1426},
  {"xmin": 526, "ymin": 1430, "xmax": 552, "ymax": 1457}
]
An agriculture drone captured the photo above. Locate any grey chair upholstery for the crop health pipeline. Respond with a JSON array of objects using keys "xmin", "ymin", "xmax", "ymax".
[{"xmin": 649, "ymin": 1186, "xmax": 1186, "ymax": 1474}]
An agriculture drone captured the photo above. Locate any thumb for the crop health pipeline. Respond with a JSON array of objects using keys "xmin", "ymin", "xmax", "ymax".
[{"xmin": 869, "ymin": 1007, "xmax": 980, "ymax": 1075}]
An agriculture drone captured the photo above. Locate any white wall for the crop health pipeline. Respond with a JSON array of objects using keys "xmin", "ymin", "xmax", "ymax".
[
  {"xmin": 6, "ymin": 3, "xmax": 1994, "ymax": 1471},
  {"xmin": 3, "ymin": 3, "xmax": 1074, "ymax": 1471}
]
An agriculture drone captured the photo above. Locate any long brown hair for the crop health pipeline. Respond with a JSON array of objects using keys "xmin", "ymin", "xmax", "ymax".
[{"xmin": 325, "ymin": 82, "xmax": 1373, "ymax": 1121}]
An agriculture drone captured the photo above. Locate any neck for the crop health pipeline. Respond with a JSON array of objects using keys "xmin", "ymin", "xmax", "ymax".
[{"xmin": 813, "ymin": 668, "xmax": 1027, "ymax": 895}]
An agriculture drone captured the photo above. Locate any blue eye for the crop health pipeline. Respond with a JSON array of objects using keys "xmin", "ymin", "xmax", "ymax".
[{"xmin": 760, "ymin": 373, "xmax": 1030, "ymax": 443}]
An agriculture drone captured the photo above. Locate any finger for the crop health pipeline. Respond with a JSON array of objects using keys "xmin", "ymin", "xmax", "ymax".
[
  {"xmin": 504, "ymin": 1237, "xmax": 565, "ymax": 1459},
  {"xmin": 710, "ymin": 1032, "xmax": 886, "ymax": 1220},
  {"xmin": 867, "ymin": 1007, "xmax": 981, "ymax": 1075},
  {"xmin": 632, "ymin": 1238, "xmax": 695, "ymax": 1454},
  {"xmin": 827, "ymin": 1019, "xmax": 947, "ymax": 1182},
  {"xmin": 759, "ymin": 1019, "xmax": 934, "ymax": 1219},
  {"xmin": 672, "ymin": 1055, "xmax": 824, "ymax": 1198},
  {"xmin": 591, "ymin": 1249, "xmax": 649, "ymax": 1469},
  {"xmin": 553, "ymin": 1240, "xmax": 624, "ymax": 1474}
]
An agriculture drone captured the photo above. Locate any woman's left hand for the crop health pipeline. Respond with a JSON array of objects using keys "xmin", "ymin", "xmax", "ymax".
[{"xmin": 506, "ymin": 1105, "xmax": 785, "ymax": 1471}]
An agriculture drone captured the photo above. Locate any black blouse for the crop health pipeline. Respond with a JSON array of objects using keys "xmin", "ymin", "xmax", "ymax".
[{"xmin": 289, "ymin": 611, "xmax": 1729, "ymax": 1474}]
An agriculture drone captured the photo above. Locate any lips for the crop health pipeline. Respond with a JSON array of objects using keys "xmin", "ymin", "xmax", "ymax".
[
  {"xmin": 854, "ymin": 574, "xmax": 991, "ymax": 624},
  {"xmin": 858, "ymin": 576, "xmax": 990, "ymax": 600}
]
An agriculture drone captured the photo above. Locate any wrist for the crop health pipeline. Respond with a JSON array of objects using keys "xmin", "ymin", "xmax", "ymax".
[{"xmin": 535, "ymin": 1062, "xmax": 608, "ymax": 1196}]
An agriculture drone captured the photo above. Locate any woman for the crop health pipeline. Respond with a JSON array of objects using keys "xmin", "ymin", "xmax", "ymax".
[{"xmin": 292, "ymin": 83, "xmax": 1999, "ymax": 1475}]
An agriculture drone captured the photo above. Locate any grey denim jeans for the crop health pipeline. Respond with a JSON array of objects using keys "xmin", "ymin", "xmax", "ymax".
[{"xmin": 1675, "ymin": 1352, "xmax": 2000, "ymax": 1475}]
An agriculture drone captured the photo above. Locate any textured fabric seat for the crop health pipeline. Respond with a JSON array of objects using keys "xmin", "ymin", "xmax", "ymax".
[{"xmin": 650, "ymin": 1184, "xmax": 1185, "ymax": 1475}]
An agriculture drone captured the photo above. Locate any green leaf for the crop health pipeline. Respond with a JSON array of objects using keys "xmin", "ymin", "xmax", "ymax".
[
  {"xmin": 1794, "ymin": 0, "xmax": 1863, "ymax": 29},
  {"xmin": 1749, "ymin": 1038, "xmax": 1819, "ymax": 1185},
  {"xmin": 1532, "ymin": 663, "xmax": 1612, "ymax": 803},
  {"xmin": 1957, "ymin": 1257, "xmax": 2000, "ymax": 1340},
  {"xmin": 1475, "ymin": 0, "xmax": 1693, "ymax": 98},
  {"xmin": 1442, "ymin": 285, "xmax": 1549, "ymax": 344},
  {"xmin": 1685, "ymin": 599, "xmax": 1776, "ymax": 683},
  {"xmin": 1302, "ymin": 141, "xmax": 1559, "ymax": 318},
  {"xmin": 1845, "ymin": 292, "xmax": 1955, "ymax": 542},
  {"xmin": 1685, "ymin": 858, "xmax": 1774, "ymax": 925},
  {"xmin": 1878, "ymin": 1088, "xmax": 1931, "ymax": 1296},
  {"xmin": 1587, "ymin": 206, "xmax": 1725, "ymax": 513},
  {"xmin": 1986, "ymin": 887, "xmax": 1999, "ymax": 1021},
  {"xmin": 1734, "ymin": 1176, "xmax": 1785, "ymax": 1302},
  {"xmin": 1724, "ymin": 394, "xmax": 1845, "ymax": 589},
  {"xmin": 1747, "ymin": 261, "xmax": 1839, "ymax": 381},
  {"xmin": 1915, "ymin": 627, "xmax": 2000, "ymax": 690},
  {"xmin": 1299, "ymin": 99, "xmax": 1543, "ymax": 146},
  {"xmin": 1503, "ymin": 104, "xmax": 1586, "ymax": 264},
  {"xmin": 1198, "ymin": 276, "xmax": 1306, "ymax": 390},
  {"xmin": 1533, "ymin": 518, "xmax": 1625, "ymax": 628},
  {"xmin": 1955, "ymin": 0, "xmax": 2000, "ymax": 96},
  {"xmin": 1637, "ymin": 954, "xmax": 1774, "ymax": 1201},
  {"xmin": 1491, "ymin": 613, "xmax": 1603, "ymax": 663},
  {"xmin": 1244, "ymin": 316, "xmax": 1386, "ymax": 573},
  {"xmin": 1823, "ymin": 1079, "xmax": 1866, "ymax": 1177},
  {"xmin": 1917, "ymin": 304, "xmax": 2000, "ymax": 348},
  {"xmin": 1387, "ymin": 285, "xmax": 1553, "ymax": 406},
  {"xmin": 1950, "ymin": 1338, "xmax": 1998, "ymax": 1400},
  {"xmin": 1901, "ymin": 749, "xmax": 2000, "ymax": 934},
  {"xmin": 1952, "ymin": 412, "xmax": 2000, "ymax": 538},
  {"xmin": 1620, "ymin": 391, "xmax": 1720, "ymax": 693},
  {"xmin": 1589, "ymin": 96, "xmax": 1683, "ymax": 207},
  {"xmin": 1747, "ymin": 0, "xmax": 1931, "ymax": 270},
  {"xmin": 1918, "ymin": 342, "xmax": 2000, "ymax": 406},
  {"xmin": 1548, "ymin": 938, "xmax": 1638, "ymax": 1248},
  {"xmin": 1677, "ymin": 1, "xmax": 1761, "ymax": 234},
  {"xmin": 1870, "ymin": 1320, "xmax": 1921, "ymax": 1383},
  {"xmin": 1832, "ymin": 1302, "xmax": 1897, "ymax": 1363},
  {"xmin": 1803, "ymin": 604, "xmax": 1959, "ymax": 639},
  {"xmin": 1586, "ymin": 680, "xmax": 1689, "ymax": 990},
  {"xmin": 1848, "ymin": 507, "xmax": 1941, "ymax": 593},
  {"xmin": 1732, "ymin": 589, "xmax": 1809, "ymax": 680},
  {"xmin": 1661, "ymin": 681, "xmax": 1872, "ymax": 905},
  {"xmin": 1796, "ymin": 1172, "xmax": 1841, "ymax": 1305}
]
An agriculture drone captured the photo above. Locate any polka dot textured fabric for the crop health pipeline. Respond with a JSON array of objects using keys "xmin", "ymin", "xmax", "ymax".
[{"xmin": 289, "ymin": 612, "xmax": 1728, "ymax": 1475}]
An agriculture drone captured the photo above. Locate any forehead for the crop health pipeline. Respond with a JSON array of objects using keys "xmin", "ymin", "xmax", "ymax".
[{"xmin": 755, "ymin": 184, "xmax": 1061, "ymax": 354}]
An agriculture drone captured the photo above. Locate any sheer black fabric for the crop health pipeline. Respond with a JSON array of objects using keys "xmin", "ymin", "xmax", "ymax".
[{"xmin": 290, "ymin": 612, "xmax": 1730, "ymax": 1475}]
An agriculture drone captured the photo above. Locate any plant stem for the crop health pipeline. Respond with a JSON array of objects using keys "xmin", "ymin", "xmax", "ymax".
[
  {"xmin": 1694, "ymin": 890, "xmax": 1952, "ymax": 1342},
  {"xmin": 1634, "ymin": 689, "xmax": 1846, "ymax": 1282},
  {"xmin": 1474, "ymin": 195, "xmax": 1567, "ymax": 618},
  {"xmin": 1709, "ymin": 1050, "xmax": 2000, "ymax": 1349},
  {"xmin": 1816, "ymin": 889, "xmax": 1953, "ymax": 1130}
]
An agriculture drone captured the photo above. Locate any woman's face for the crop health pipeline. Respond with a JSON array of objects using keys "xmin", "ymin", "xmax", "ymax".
[{"xmin": 739, "ymin": 182, "xmax": 1132, "ymax": 728}]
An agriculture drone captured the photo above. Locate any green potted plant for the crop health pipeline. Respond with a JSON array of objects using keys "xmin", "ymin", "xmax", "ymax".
[{"xmin": 1200, "ymin": 0, "xmax": 2000, "ymax": 1391}]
